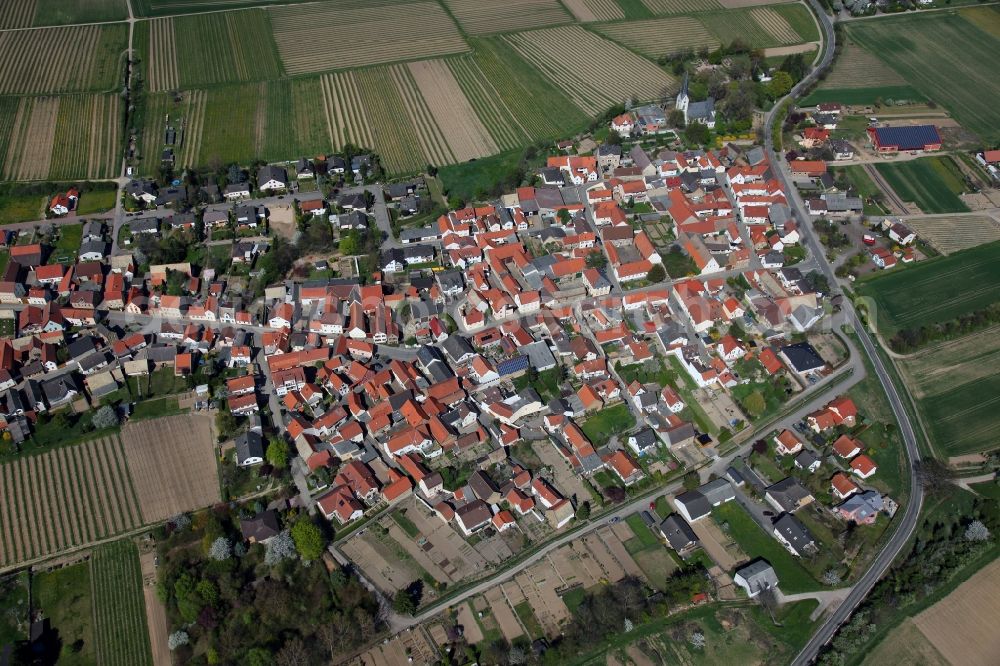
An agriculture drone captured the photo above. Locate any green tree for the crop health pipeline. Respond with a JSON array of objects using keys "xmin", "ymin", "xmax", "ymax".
[
  {"xmin": 557, "ymin": 208, "xmax": 571, "ymax": 224},
  {"xmin": 647, "ymin": 264, "xmax": 666, "ymax": 283},
  {"xmin": 393, "ymin": 589, "xmax": 417, "ymax": 615},
  {"xmin": 743, "ymin": 391, "xmax": 766, "ymax": 417},
  {"xmin": 682, "ymin": 471, "xmax": 700, "ymax": 491},
  {"xmin": 586, "ymin": 251, "xmax": 607, "ymax": 269},
  {"xmin": 684, "ymin": 122, "xmax": 711, "ymax": 146},
  {"xmin": 576, "ymin": 501, "xmax": 591, "ymax": 521},
  {"xmin": 215, "ymin": 408, "xmax": 237, "ymax": 442},
  {"xmin": 266, "ymin": 438, "xmax": 288, "ymax": 470},
  {"xmin": 291, "ymin": 519, "xmax": 326, "ymax": 561},
  {"xmin": 768, "ymin": 71, "xmax": 794, "ymax": 98}
]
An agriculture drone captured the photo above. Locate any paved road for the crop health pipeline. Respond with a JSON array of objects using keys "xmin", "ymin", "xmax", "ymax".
[{"xmin": 765, "ymin": 4, "xmax": 925, "ymax": 663}]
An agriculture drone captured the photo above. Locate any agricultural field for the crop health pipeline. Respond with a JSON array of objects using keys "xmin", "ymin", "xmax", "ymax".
[
  {"xmin": 90, "ymin": 540, "xmax": 154, "ymax": 666},
  {"xmin": 846, "ymin": 10, "xmax": 1000, "ymax": 143},
  {"xmin": 446, "ymin": 56, "xmax": 532, "ymax": 150},
  {"xmin": 504, "ymin": 25, "xmax": 675, "ymax": 116},
  {"xmin": 171, "ymin": 10, "xmax": 282, "ymax": 88},
  {"xmin": 407, "ymin": 59, "xmax": 498, "ymax": 162},
  {"xmin": 896, "ymin": 326, "xmax": 1000, "ymax": 455},
  {"xmin": 120, "ymin": 413, "xmax": 220, "ymax": 524},
  {"xmin": 905, "ymin": 214, "xmax": 1000, "ymax": 255},
  {"xmin": 442, "ymin": 0, "xmax": 571, "ymax": 34},
  {"xmin": 863, "ymin": 619, "xmax": 949, "ymax": 666},
  {"xmin": 816, "ymin": 41, "xmax": 907, "ymax": 92},
  {"xmin": 563, "ymin": 0, "xmax": 624, "ymax": 22},
  {"xmin": 595, "ymin": 16, "xmax": 719, "ymax": 58},
  {"xmin": 269, "ymin": 1, "xmax": 467, "ymax": 74},
  {"xmin": 0, "ymin": 436, "xmax": 141, "ymax": 567},
  {"xmin": 389, "ymin": 64, "xmax": 455, "ymax": 167},
  {"xmin": 697, "ymin": 5, "xmax": 814, "ymax": 49},
  {"xmin": 875, "ymin": 156, "xmax": 970, "ymax": 215},
  {"xmin": 0, "ymin": 23, "xmax": 127, "ymax": 95},
  {"xmin": 1, "ymin": 96, "xmax": 59, "ymax": 181},
  {"xmin": 132, "ymin": 0, "xmax": 319, "ymax": 17},
  {"xmin": 910, "ymin": 556, "xmax": 1000, "ymax": 666},
  {"xmin": 49, "ymin": 93, "xmax": 122, "ymax": 180},
  {"xmin": 0, "ymin": 0, "xmax": 127, "ymax": 28},
  {"xmin": 643, "ymin": 0, "xmax": 724, "ymax": 13},
  {"xmin": 856, "ymin": 240, "xmax": 1000, "ymax": 337}
]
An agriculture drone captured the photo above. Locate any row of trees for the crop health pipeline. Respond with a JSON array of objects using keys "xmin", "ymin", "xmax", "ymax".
[{"xmin": 888, "ymin": 302, "xmax": 1000, "ymax": 353}]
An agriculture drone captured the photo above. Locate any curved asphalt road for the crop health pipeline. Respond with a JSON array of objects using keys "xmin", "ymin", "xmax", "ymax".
[{"xmin": 764, "ymin": 3, "xmax": 925, "ymax": 663}]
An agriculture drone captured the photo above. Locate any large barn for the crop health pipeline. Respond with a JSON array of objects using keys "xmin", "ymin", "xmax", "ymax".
[{"xmin": 867, "ymin": 125, "xmax": 942, "ymax": 153}]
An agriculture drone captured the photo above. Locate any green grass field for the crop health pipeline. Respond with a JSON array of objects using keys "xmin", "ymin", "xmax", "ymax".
[
  {"xmin": 0, "ymin": 191, "xmax": 43, "ymax": 224},
  {"xmin": 33, "ymin": 0, "xmax": 128, "ymax": 26},
  {"xmin": 33, "ymin": 561, "xmax": 96, "ymax": 665},
  {"xmin": 875, "ymin": 156, "xmax": 969, "ymax": 215},
  {"xmin": 174, "ymin": 10, "xmax": 283, "ymax": 87},
  {"xmin": 918, "ymin": 373, "xmax": 1000, "ymax": 456},
  {"xmin": 712, "ymin": 502, "xmax": 820, "ymax": 593},
  {"xmin": 77, "ymin": 189, "xmax": 118, "ymax": 215},
  {"xmin": 856, "ymin": 240, "xmax": 1000, "ymax": 337},
  {"xmin": 91, "ymin": 540, "xmax": 153, "ymax": 666},
  {"xmin": 580, "ymin": 403, "xmax": 637, "ymax": 447},
  {"xmin": 801, "ymin": 86, "xmax": 926, "ymax": 106},
  {"xmin": 846, "ymin": 10, "xmax": 1000, "ymax": 143}
]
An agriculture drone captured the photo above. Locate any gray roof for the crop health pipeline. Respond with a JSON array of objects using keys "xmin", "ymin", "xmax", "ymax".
[
  {"xmin": 521, "ymin": 340, "xmax": 555, "ymax": 370},
  {"xmin": 735, "ymin": 559, "xmax": 778, "ymax": 594},
  {"xmin": 773, "ymin": 514, "xmax": 815, "ymax": 554},
  {"xmin": 400, "ymin": 226, "xmax": 438, "ymax": 242},
  {"xmin": 257, "ymin": 165, "xmax": 288, "ymax": 186},
  {"xmin": 780, "ymin": 342, "xmax": 825, "ymax": 373},
  {"xmin": 235, "ymin": 431, "xmax": 265, "ymax": 465},
  {"xmin": 435, "ymin": 270, "xmax": 464, "ymax": 293},
  {"xmin": 794, "ymin": 449, "xmax": 821, "ymax": 471},
  {"xmin": 631, "ymin": 428, "xmax": 658, "ymax": 450},
  {"xmin": 675, "ymin": 490, "xmax": 711, "ymax": 521},
  {"xmin": 240, "ymin": 510, "xmax": 280, "ymax": 542},
  {"xmin": 699, "ymin": 478, "xmax": 735, "ymax": 505},
  {"xmin": 766, "ymin": 477, "xmax": 813, "ymax": 512},
  {"xmin": 441, "ymin": 335, "xmax": 475, "ymax": 364},
  {"xmin": 838, "ymin": 490, "xmax": 883, "ymax": 522},
  {"xmin": 659, "ymin": 514, "xmax": 698, "ymax": 551}
]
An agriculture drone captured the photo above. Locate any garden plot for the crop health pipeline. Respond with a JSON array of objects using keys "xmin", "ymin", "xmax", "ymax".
[
  {"xmin": 0, "ymin": 23, "xmax": 126, "ymax": 95},
  {"xmin": 455, "ymin": 602, "xmax": 484, "ymax": 643},
  {"xmin": 514, "ymin": 561, "xmax": 570, "ymax": 637},
  {"xmin": 695, "ymin": 511, "xmax": 745, "ymax": 570},
  {"xmin": 442, "ymin": 0, "xmax": 570, "ymax": 34},
  {"xmin": 532, "ymin": 440, "xmax": 596, "ymax": 508},
  {"xmin": 563, "ymin": 0, "xmax": 623, "ymax": 22},
  {"xmin": 489, "ymin": 586, "xmax": 527, "ymax": 641},
  {"xmin": 547, "ymin": 549, "xmax": 584, "ymax": 588},
  {"xmin": 340, "ymin": 532, "xmax": 422, "ymax": 594},
  {"xmin": 904, "ymin": 214, "xmax": 1000, "ymax": 255},
  {"xmin": 597, "ymin": 526, "xmax": 646, "ymax": 579},
  {"xmin": 504, "ymin": 25, "xmax": 676, "ymax": 116},
  {"xmin": 120, "ymin": 413, "xmax": 220, "ymax": 523},
  {"xmin": 408, "ymin": 59, "xmax": 498, "ymax": 162},
  {"xmin": 569, "ymin": 541, "xmax": 607, "ymax": 583},
  {"xmin": 595, "ymin": 16, "xmax": 719, "ymax": 58},
  {"xmin": 403, "ymin": 500, "xmax": 488, "ymax": 580},
  {"xmin": 270, "ymin": 2, "xmax": 467, "ymax": 74},
  {"xmin": 583, "ymin": 533, "xmax": 629, "ymax": 582}
]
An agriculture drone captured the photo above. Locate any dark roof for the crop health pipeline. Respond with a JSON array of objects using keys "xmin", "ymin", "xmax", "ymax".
[
  {"xmin": 659, "ymin": 514, "xmax": 698, "ymax": 551},
  {"xmin": 773, "ymin": 513, "xmax": 815, "ymax": 553},
  {"xmin": 675, "ymin": 489, "xmax": 711, "ymax": 521},
  {"xmin": 235, "ymin": 431, "xmax": 265, "ymax": 465},
  {"xmin": 871, "ymin": 125, "xmax": 941, "ymax": 150},
  {"xmin": 240, "ymin": 510, "xmax": 281, "ymax": 542},
  {"xmin": 779, "ymin": 342, "xmax": 825, "ymax": 373},
  {"xmin": 766, "ymin": 477, "xmax": 813, "ymax": 512}
]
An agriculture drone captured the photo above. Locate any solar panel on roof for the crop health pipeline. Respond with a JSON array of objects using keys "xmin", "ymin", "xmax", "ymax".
[
  {"xmin": 497, "ymin": 355, "xmax": 529, "ymax": 376},
  {"xmin": 873, "ymin": 125, "xmax": 941, "ymax": 150}
]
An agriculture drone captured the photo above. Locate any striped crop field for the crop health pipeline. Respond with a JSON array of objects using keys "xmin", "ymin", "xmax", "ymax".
[
  {"xmin": 2, "ymin": 96, "xmax": 59, "ymax": 181},
  {"xmin": 0, "ymin": 24, "xmax": 127, "ymax": 95},
  {"xmin": 319, "ymin": 71, "xmax": 376, "ymax": 153},
  {"xmin": 408, "ymin": 60, "xmax": 503, "ymax": 162},
  {"xmin": 389, "ymin": 64, "xmax": 455, "ymax": 166},
  {"xmin": 469, "ymin": 37, "xmax": 590, "ymax": 140},
  {"xmin": 0, "ymin": 437, "xmax": 142, "ymax": 568},
  {"xmin": 442, "ymin": 0, "xmax": 571, "ymax": 35},
  {"xmin": 0, "ymin": 0, "xmax": 35, "ymax": 29},
  {"xmin": 818, "ymin": 41, "xmax": 907, "ymax": 90},
  {"xmin": 596, "ymin": 17, "xmax": 719, "ymax": 58},
  {"xmin": 697, "ymin": 8, "xmax": 791, "ymax": 48},
  {"xmin": 133, "ymin": 0, "xmax": 334, "ymax": 17},
  {"xmin": 750, "ymin": 7, "xmax": 801, "ymax": 43},
  {"xmin": 91, "ymin": 541, "xmax": 153, "ymax": 666},
  {"xmin": 563, "ymin": 0, "xmax": 624, "ymax": 22},
  {"xmin": 354, "ymin": 67, "xmax": 432, "ymax": 174},
  {"xmin": 504, "ymin": 25, "xmax": 676, "ymax": 116},
  {"xmin": 447, "ymin": 55, "xmax": 531, "ymax": 150},
  {"xmin": 0, "ymin": 98, "xmax": 20, "ymax": 168},
  {"xmin": 49, "ymin": 93, "xmax": 122, "ymax": 180},
  {"xmin": 642, "ymin": 0, "xmax": 723, "ymax": 14},
  {"xmin": 144, "ymin": 18, "xmax": 179, "ymax": 92},
  {"xmin": 270, "ymin": 1, "xmax": 467, "ymax": 74},
  {"xmin": 173, "ymin": 10, "xmax": 282, "ymax": 87}
]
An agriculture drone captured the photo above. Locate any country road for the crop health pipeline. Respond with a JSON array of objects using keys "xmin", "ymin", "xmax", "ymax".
[{"xmin": 765, "ymin": 3, "xmax": 925, "ymax": 663}]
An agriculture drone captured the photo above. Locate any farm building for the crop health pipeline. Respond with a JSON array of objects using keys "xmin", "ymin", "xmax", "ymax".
[{"xmin": 867, "ymin": 125, "xmax": 942, "ymax": 153}]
